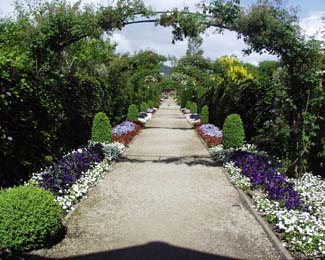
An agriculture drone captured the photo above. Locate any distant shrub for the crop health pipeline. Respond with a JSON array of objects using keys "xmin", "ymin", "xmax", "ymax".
[
  {"xmin": 127, "ymin": 104, "xmax": 139, "ymax": 121},
  {"xmin": 91, "ymin": 112, "xmax": 112, "ymax": 143},
  {"xmin": 190, "ymin": 102, "xmax": 198, "ymax": 114},
  {"xmin": 222, "ymin": 114, "xmax": 245, "ymax": 149},
  {"xmin": 201, "ymin": 105, "xmax": 209, "ymax": 123},
  {"xmin": 185, "ymin": 101, "xmax": 192, "ymax": 109},
  {"xmin": 0, "ymin": 186, "xmax": 63, "ymax": 251},
  {"xmin": 140, "ymin": 102, "xmax": 148, "ymax": 112},
  {"xmin": 148, "ymin": 100, "xmax": 154, "ymax": 108}
]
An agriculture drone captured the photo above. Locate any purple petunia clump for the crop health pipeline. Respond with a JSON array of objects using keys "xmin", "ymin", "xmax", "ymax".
[
  {"xmin": 112, "ymin": 121, "xmax": 136, "ymax": 136},
  {"xmin": 234, "ymin": 152, "xmax": 302, "ymax": 210},
  {"xmin": 40, "ymin": 147, "xmax": 104, "ymax": 195},
  {"xmin": 199, "ymin": 124, "xmax": 223, "ymax": 138},
  {"xmin": 190, "ymin": 114, "xmax": 201, "ymax": 120},
  {"xmin": 147, "ymin": 108, "xmax": 154, "ymax": 113},
  {"xmin": 139, "ymin": 112, "xmax": 148, "ymax": 119}
]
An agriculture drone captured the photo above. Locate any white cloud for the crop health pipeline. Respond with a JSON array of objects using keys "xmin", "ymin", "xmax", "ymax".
[{"xmin": 300, "ymin": 11, "xmax": 324, "ymax": 40}]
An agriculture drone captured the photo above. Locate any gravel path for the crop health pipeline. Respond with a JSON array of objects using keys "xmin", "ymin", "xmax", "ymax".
[{"xmin": 34, "ymin": 98, "xmax": 281, "ymax": 260}]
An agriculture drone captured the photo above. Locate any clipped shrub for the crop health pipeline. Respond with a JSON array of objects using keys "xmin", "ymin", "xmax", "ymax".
[
  {"xmin": 0, "ymin": 186, "xmax": 63, "ymax": 251},
  {"xmin": 148, "ymin": 100, "xmax": 154, "ymax": 108},
  {"xmin": 140, "ymin": 102, "xmax": 148, "ymax": 112},
  {"xmin": 185, "ymin": 101, "xmax": 192, "ymax": 109},
  {"xmin": 201, "ymin": 105, "xmax": 209, "ymax": 123},
  {"xmin": 91, "ymin": 112, "xmax": 112, "ymax": 143},
  {"xmin": 127, "ymin": 104, "xmax": 139, "ymax": 121},
  {"xmin": 222, "ymin": 114, "xmax": 245, "ymax": 149},
  {"xmin": 190, "ymin": 102, "xmax": 198, "ymax": 114}
]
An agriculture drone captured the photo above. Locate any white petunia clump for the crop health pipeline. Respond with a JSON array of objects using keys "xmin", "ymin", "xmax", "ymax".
[
  {"xmin": 224, "ymin": 161, "xmax": 252, "ymax": 190},
  {"xmin": 290, "ymin": 172, "xmax": 325, "ymax": 220},
  {"xmin": 254, "ymin": 193, "xmax": 325, "ymax": 258}
]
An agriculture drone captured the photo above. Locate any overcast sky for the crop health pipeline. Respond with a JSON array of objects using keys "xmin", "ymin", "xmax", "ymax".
[{"xmin": 0, "ymin": 0, "xmax": 324, "ymax": 65}]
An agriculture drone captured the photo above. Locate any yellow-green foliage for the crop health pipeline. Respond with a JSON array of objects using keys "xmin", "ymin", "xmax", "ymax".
[
  {"xmin": 219, "ymin": 56, "xmax": 254, "ymax": 82},
  {"xmin": 0, "ymin": 186, "xmax": 63, "ymax": 251}
]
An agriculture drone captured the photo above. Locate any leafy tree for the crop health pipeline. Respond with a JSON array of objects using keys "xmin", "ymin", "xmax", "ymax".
[
  {"xmin": 186, "ymin": 35, "xmax": 204, "ymax": 56},
  {"xmin": 258, "ymin": 60, "xmax": 280, "ymax": 79}
]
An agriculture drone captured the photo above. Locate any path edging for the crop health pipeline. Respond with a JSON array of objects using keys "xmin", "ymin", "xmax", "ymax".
[
  {"xmin": 218, "ymin": 166, "xmax": 294, "ymax": 260},
  {"xmin": 195, "ymin": 130, "xmax": 294, "ymax": 260},
  {"xmin": 235, "ymin": 185, "xmax": 294, "ymax": 260}
]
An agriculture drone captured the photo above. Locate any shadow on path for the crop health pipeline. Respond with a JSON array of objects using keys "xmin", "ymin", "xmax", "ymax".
[
  {"xmin": 28, "ymin": 242, "xmax": 240, "ymax": 260},
  {"xmin": 117, "ymin": 156, "xmax": 217, "ymax": 167}
]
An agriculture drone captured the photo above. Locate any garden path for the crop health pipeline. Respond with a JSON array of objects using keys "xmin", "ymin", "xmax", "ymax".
[{"xmin": 34, "ymin": 98, "xmax": 281, "ymax": 260}]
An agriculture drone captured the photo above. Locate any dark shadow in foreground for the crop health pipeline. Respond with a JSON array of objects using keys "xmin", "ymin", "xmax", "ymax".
[{"xmin": 25, "ymin": 242, "xmax": 240, "ymax": 260}]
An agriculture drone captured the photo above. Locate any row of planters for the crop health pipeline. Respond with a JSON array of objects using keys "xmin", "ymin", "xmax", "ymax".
[
  {"xmin": 196, "ymin": 109, "xmax": 325, "ymax": 258},
  {"xmin": 0, "ymin": 102, "xmax": 158, "ymax": 255},
  {"xmin": 112, "ymin": 101, "xmax": 157, "ymax": 144},
  {"xmin": 181, "ymin": 101, "xmax": 224, "ymax": 148}
]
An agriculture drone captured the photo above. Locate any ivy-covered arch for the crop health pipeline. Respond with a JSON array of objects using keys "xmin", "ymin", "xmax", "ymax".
[{"xmin": 6, "ymin": 0, "xmax": 324, "ymax": 177}]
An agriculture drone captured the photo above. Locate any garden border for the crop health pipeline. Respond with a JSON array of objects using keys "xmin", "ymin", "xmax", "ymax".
[
  {"xmin": 194, "ymin": 128, "xmax": 294, "ymax": 260},
  {"xmin": 221, "ymin": 169, "xmax": 294, "ymax": 260}
]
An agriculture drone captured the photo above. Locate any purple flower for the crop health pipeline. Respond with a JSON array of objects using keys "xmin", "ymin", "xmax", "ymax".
[
  {"xmin": 40, "ymin": 147, "xmax": 103, "ymax": 195},
  {"xmin": 199, "ymin": 124, "xmax": 222, "ymax": 138},
  {"xmin": 139, "ymin": 113, "xmax": 148, "ymax": 119},
  {"xmin": 112, "ymin": 121, "xmax": 136, "ymax": 136},
  {"xmin": 233, "ymin": 152, "xmax": 302, "ymax": 210},
  {"xmin": 190, "ymin": 114, "xmax": 200, "ymax": 120}
]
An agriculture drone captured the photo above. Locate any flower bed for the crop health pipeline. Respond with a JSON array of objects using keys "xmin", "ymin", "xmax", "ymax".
[
  {"xmin": 28, "ymin": 142, "xmax": 125, "ymax": 211},
  {"xmin": 181, "ymin": 108, "xmax": 191, "ymax": 114},
  {"xmin": 112, "ymin": 121, "xmax": 142, "ymax": 145},
  {"xmin": 29, "ymin": 147, "xmax": 104, "ymax": 195},
  {"xmin": 147, "ymin": 108, "xmax": 157, "ymax": 114},
  {"xmin": 210, "ymin": 144, "xmax": 325, "ymax": 258},
  {"xmin": 196, "ymin": 123, "xmax": 222, "ymax": 147}
]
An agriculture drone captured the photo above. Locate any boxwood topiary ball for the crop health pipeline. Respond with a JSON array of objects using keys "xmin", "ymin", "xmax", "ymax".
[{"xmin": 0, "ymin": 186, "xmax": 63, "ymax": 252}]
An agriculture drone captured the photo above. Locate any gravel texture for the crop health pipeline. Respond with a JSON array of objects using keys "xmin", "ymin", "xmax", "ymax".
[{"xmin": 33, "ymin": 98, "xmax": 281, "ymax": 260}]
